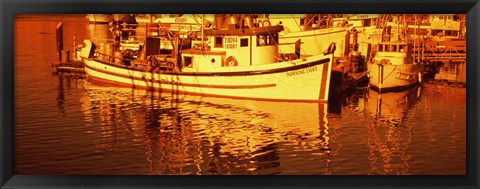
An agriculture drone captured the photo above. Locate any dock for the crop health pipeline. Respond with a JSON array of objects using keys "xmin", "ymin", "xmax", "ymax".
[
  {"xmin": 52, "ymin": 61, "xmax": 85, "ymax": 75},
  {"xmin": 52, "ymin": 21, "xmax": 86, "ymax": 77},
  {"xmin": 413, "ymin": 39, "xmax": 466, "ymax": 84},
  {"xmin": 330, "ymin": 54, "xmax": 369, "ymax": 96}
]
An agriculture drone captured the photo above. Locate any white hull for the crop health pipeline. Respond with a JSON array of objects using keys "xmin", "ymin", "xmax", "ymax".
[
  {"xmin": 278, "ymin": 26, "xmax": 382, "ymax": 58},
  {"xmin": 368, "ymin": 63, "xmax": 421, "ymax": 90},
  {"xmin": 83, "ymin": 54, "xmax": 333, "ymax": 102}
]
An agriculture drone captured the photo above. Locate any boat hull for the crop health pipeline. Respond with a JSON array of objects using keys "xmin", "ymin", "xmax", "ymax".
[
  {"xmin": 368, "ymin": 63, "xmax": 421, "ymax": 92},
  {"xmin": 84, "ymin": 55, "xmax": 333, "ymax": 103}
]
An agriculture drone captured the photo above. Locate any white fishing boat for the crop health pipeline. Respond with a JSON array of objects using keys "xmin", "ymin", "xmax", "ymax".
[
  {"xmin": 332, "ymin": 14, "xmax": 384, "ymax": 43},
  {"xmin": 133, "ymin": 14, "xmax": 162, "ymax": 24},
  {"xmin": 86, "ymin": 14, "xmax": 113, "ymax": 24},
  {"xmin": 266, "ymin": 14, "xmax": 347, "ymax": 58},
  {"xmin": 368, "ymin": 41, "xmax": 422, "ymax": 91},
  {"xmin": 428, "ymin": 14, "xmax": 466, "ymax": 40},
  {"xmin": 136, "ymin": 14, "xmax": 214, "ymax": 33},
  {"xmin": 265, "ymin": 14, "xmax": 385, "ymax": 58},
  {"xmin": 80, "ymin": 15, "xmax": 334, "ymax": 103}
]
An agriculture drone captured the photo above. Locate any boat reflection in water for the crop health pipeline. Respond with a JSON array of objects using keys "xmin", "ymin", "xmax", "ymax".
[
  {"xmin": 365, "ymin": 86, "xmax": 421, "ymax": 175},
  {"xmin": 79, "ymin": 81, "xmax": 333, "ymax": 175}
]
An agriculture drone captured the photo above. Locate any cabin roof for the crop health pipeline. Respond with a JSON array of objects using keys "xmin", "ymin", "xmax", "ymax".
[{"xmin": 205, "ymin": 25, "xmax": 283, "ymax": 36}]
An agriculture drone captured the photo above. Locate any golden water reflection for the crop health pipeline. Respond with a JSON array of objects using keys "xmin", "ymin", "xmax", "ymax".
[
  {"xmin": 365, "ymin": 87, "xmax": 419, "ymax": 175},
  {"xmin": 79, "ymin": 82, "xmax": 333, "ymax": 175}
]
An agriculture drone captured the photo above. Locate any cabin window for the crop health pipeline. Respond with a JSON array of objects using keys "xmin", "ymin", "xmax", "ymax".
[
  {"xmin": 300, "ymin": 18, "xmax": 305, "ymax": 25},
  {"xmin": 399, "ymin": 45, "xmax": 405, "ymax": 52},
  {"xmin": 445, "ymin": 30, "xmax": 458, "ymax": 36},
  {"xmin": 240, "ymin": 38, "xmax": 249, "ymax": 47},
  {"xmin": 215, "ymin": 36, "xmax": 223, "ymax": 48},
  {"xmin": 184, "ymin": 56, "xmax": 193, "ymax": 68},
  {"xmin": 257, "ymin": 35, "xmax": 265, "ymax": 46},
  {"xmin": 385, "ymin": 44, "xmax": 390, "ymax": 52},
  {"xmin": 392, "ymin": 45, "xmax": 397, "ymax": 52},
  {"xmin": 378, "ymin": 44, "xmax": 383, "ymax": 52},
  {"xmin": 256, "ymin": 33, "xmax": 278, "ymax": 46},
  {"xmin": 364, "ymin": 19, "xmax": 371, "ymax": 27}
]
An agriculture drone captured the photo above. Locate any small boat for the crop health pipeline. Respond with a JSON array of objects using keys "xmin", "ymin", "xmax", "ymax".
[
  {"xmin": 367, "ymin": 41, "xmax": 422, "ymax": 92},
  {"xmin": 80, "ymin": 14, "xmax": 334, "ymax": 103}
]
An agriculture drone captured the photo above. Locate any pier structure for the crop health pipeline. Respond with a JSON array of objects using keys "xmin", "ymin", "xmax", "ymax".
[{"xmin": 412, "ymin": 39, "xmax": 466, "ymax": 84}]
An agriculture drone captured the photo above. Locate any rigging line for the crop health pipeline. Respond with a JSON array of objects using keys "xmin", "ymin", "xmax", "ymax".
[
  {"xmin": 271, "ymin": 15, "xmax": 310, "ymax": 56},
  {"xmin": 259, "ymin": 22, "xmax": 284, "ymax": 62},
  {"xmin": 381, "ymin": 65, "xmax": 398, "ymax": 81}
]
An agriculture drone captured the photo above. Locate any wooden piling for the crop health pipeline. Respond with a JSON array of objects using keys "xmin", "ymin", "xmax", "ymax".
[{"xmin": 56, "ymin": 22, "xmax": 63, "ymax": 62}]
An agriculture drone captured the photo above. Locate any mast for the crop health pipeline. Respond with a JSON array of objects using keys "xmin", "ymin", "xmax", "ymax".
[
  {"xmin": 414, "ymin": 14, "xmax": 419, "ymax": 63},
  {"xmin": 201, "ymin": 14, "xmax": 205, "ymax": 52}
]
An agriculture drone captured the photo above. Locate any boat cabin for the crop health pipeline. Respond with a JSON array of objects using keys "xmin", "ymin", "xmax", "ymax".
[
  {"xmin": 179, "ymin": 15, "xmax": 284, "ymax": 71},
  {"xmin": 374, "ymin": 42, "xmax": 413, "ymax": 65}
]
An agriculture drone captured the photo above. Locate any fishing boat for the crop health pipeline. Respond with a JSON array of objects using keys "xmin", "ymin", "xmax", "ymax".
[
  {"xmin": 428, "ymin": 14, "xmax": 466, "ymax": 40},
  {"xmin": 80, "ymin": 14, "xmax": 335, "ymax": 103},
  {"xmin": 332, "ymin": 14, "xmax": 384, "ymax": 44},
  {"xmin": 265, "ymin": 14, "xmax": 386, "ymax": 58},
  {"xmin": 367, "ymin": 41, "xmax": 422, "ymax": 92},
  {"xmin": 265, "ymin": 14, "xmax": 347, "ymax": 58},
  {"xmin": 86, "ymin": 14, "xmax": 113, "ymax": 24},
  {"xmin": 135, "ymin": 14, "xmax": 213, "ymax": 33}
]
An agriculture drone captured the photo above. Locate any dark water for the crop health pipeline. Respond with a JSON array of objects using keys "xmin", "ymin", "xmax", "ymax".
[{"xmin": 14, "ymin": 15, "xmax": 466, "ymax": 175}]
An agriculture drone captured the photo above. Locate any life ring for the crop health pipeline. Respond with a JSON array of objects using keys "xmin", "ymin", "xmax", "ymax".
[
  {"xmin": 151, "ymin": 59, "xmax": 158, "ymax": 67},
  {"xmin": 204, "ymin": 21, "xmax": 213, "ymax": 29},
  {"xmin": 224, "ymin": 56, "xmax": 238, "ymax": 67},
  {"xmin": 262, "ymin": 20, "xmax": 271, "ymax": 27}
]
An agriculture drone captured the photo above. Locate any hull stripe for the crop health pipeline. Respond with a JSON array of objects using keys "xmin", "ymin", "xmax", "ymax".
[
  {"xmin": 85, "ymin": 65, "xmax": 277, "ymax": 89},
  {"xmin": 87, "ymin": 75, "xmax": 328, "ymax": 103}
]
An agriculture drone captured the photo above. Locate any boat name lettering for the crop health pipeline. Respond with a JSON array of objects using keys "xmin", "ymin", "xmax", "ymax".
[
  {"xmin": 175, "ymin": 17, "xmax": 187, "ymax": 23},
  {"xmin": 355, "ymin": 15, "xmax": 369, "ymax": 19},
  {"xmin": 286, "ymin": 66, "xmax": 317, "ymax": 76}
]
